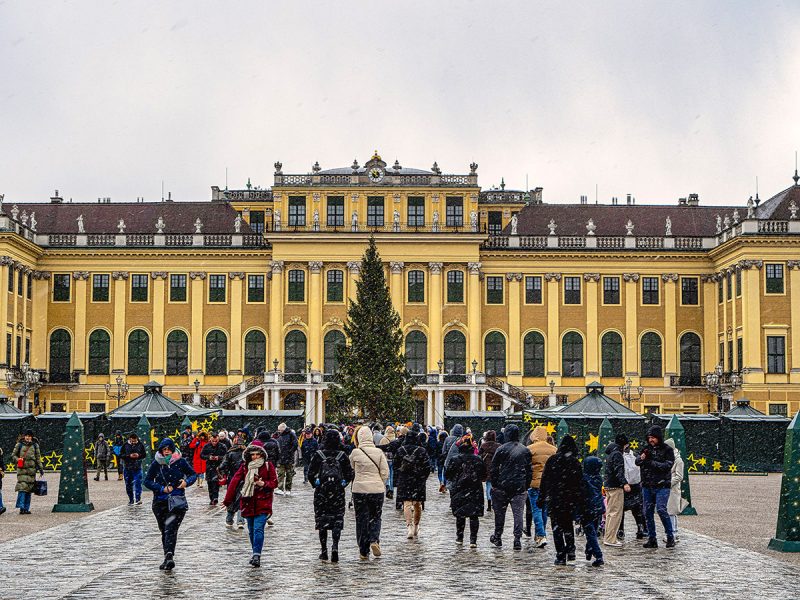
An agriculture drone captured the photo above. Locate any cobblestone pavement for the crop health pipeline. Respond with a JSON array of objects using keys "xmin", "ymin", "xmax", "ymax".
[{"xmin": 3, "ymin": 479, "xmax": 799, "ymax": 600}]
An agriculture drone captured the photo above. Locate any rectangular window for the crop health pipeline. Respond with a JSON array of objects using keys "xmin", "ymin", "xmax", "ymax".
[
  {"xmin": 766, "ymin": 263, "xmax": 784, "ymax": 294},
  {"xmin": 718, "ymin": 279, "xmax": 724, "ymax": 303},
  {"xmin": 727, "ymin": 340, "xmax": 734, "ymax": 372},
  {"xmin": 89, "ymin": 402, "xmax": 106, "ymax": 413},
  {"xmin": 53, "ymin": 274, "xmax": 71, "ymax": 302},
  {"xmin": 4, "ymin": 333, "xmax": 10, "ymax": 366},
  {"xmin": 26, "ymin": 274, "xmax": 32, "ymax": 299},
  {"xmin": 249, "ymin": 210, "xmax": 264, "ymax": 234},
  {"xmin": 170, "ymin": 274, "xmax": 187, "ymax": 302},
  {"xmin": 25, "ymin": 338, "xmax": 30, "ymax": 364},
  {"xmin": 488, "ymin": 211, "xmax": 502, "ymax": 235},
  {"xmin": 50, "ymin": 402, "xmax": 66, "ymax": 413},
  {"xmin": 447, "ymin": 270, "xmax": 464, "ymax": 303},
  {"xmin": 681, "ymin": 277, "xmax": 699, "ymax": 305},
  {"xmin": 767, "ymin": 336, "xmax": 786, "ymax": 374},
  {"xmin": 525, "ymin": 276, "xmax": 542, "ymax": 304},
  {"xmin": 737, "ymin": 337, "xmax": 743, "ymax": 372},
  {"xmin": 642, "ymin": 277, "xmax": 659, "ymax": 305},
  {"xmin": 407, "ymin": 197, "xmax": 425, "ymax": 227},
  {"xmin": 725, "ymin": 271, "xmax": 733, "ymax": 300},
  {"xmin": 736, "ymin": 269, "xmax": 742, "ymax": 297},
  {"xmin": 17, "ymin": 270, "xmax": 23, "ymax": 296},
  {"xmin": 288, "ymin": 196, "xmax": 306, "ymax": 227},
  {"xmin": 445, "ymin": 197, "xmax": 463, "ymax": 227},
  {"xmin": 367, "ymin": 196, "xmax": 384, "ymax": 227},
  {"xmin": 209, "ymin": 274, "xmax": 226, "ymax": 303},
  {"xmin": 131, "ymin": 274, "xmax": 149, "ymax": 302},
  {"xmin": 603, "ymin": 277, "xmax": 620, "ymax": 305},
  {"xmin": 408, "ymin": 271, "xmax": 425, "ymax": 303},
  {"xmin": 7, "ymin": 267, "xmax": 13, "ymax": 292},
  {"xmin": 92, "ymin": 274, "xmax": 110, "ymax": 302},
  {"xmin": 719, "ymin": 342, "xmax": 724, "ymax": 368},
  {"xmin": 769, "ymin": 404, "xmax": 788, "ymax": 417},
  {"xmin": 326, "ymin": 196, "xmax": 344, "ymax": 227},
  {"xmin": 487, "ymin": 276, "xmax": 504, "ymax": 304},
  {"xmin": 564, "ymin": 276, "xmax": 581, "ymax": 305},
  {"xmin": 247, "ymin": 275, "xmax": 265, "ymax": 303},
  {"xmin": 15, "ymin": 335, "xmax": 20, "ymax": 368},
  {"xmin": 327, "ymin": 270, "xmax": 344, "ymax": 302},
  {"xmin": 288, "ymin": 269, "xmax": 305, "ymax": 302}
]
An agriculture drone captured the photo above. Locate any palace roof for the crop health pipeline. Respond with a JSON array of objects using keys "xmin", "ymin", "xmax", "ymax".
[{"xmin": 755, "ymin": 183, "xmax": 800, "ymax": 221}]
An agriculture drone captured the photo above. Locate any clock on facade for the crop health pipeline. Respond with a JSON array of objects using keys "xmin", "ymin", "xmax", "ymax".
[{"xmin": 368, "ymin": 166, "xmax": 385, "ymax": 183}]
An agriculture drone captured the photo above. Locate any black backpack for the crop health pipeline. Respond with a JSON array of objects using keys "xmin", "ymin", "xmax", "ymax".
[
  {"xmin": 455, "ymin": 456, "xmax": 478, "ymax": 489},
  {"xmin": 399, "ymin": 446, "xmax": 426, "ymax": 476},
  {"xmin": 316, "ymin": 450, "xmax": 345, "ymax": 490}
]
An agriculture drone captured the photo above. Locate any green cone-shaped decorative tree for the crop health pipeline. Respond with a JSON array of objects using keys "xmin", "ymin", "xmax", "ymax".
[
  {"xmin": 666, "ymin": 414, "xmax": 697, "ymax": 515},
  {"xmin": 327, "ymin": 237, "xmax": 414, "ymax": 423},
  {"xmin": 136, "ymin": 414, "xmax": 153, "ymax": 476},
  {"xmin": 556, "ymin": 418, "xmax": 569, "ymax": 446},
  {"xmin": 597, "ymin": 417, "xmax": 614, "ymax": 466},
  {"xmin": 52, "ymin": 412, "xmax": 94, "ymax": 513},
  {"xmin": 181, "ymin": 414, "xmax": 192, "ymax": 431},
  {"xmin": 769, "ymin": 411, "xmax": 800, "ymax": 551}
]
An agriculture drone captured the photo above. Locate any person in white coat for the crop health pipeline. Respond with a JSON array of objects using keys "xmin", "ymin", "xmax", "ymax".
[
  {"xmin": 349, "ymin": 425, "xmax": 390, "ymax": 560},
  {"xmin": 664, "ymin": 438, "xmax": 684, "ymax": 541}
]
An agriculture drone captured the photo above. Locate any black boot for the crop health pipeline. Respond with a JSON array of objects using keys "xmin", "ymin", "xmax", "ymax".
[
  {"xmin": 163, "ymin": 552, "xmax": 175, "ymax": 571},
  {"xmin": 319, "ymin": 547, "xmax": 329, "ymax": 561},
  {"xmin": 331, "ymin": 548, "xmax": 339, "ymax": 563},
  {"xmin": 487, "ymin": 499, "xmax": 492, "ymax": 512}
]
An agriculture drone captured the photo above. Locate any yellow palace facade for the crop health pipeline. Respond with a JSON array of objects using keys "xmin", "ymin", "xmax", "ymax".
[{"xmin": 1, "ymin": 152, "xmax": 799, "ymax": 425}]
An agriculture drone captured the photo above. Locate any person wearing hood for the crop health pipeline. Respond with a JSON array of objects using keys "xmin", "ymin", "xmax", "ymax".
[
  {"xmin": 538, "ymin": 435, "xmax": 583, "ymax": 565},
  {"xmin": 478, "ymin": 430, "xmax": 499, "ymax": 512},
  {"xmin": 224, "ymin": 442, "xmax": 278, "ymax": 567},
  {"xmin": 218, "ymin": 430, "xmax": 232, "ymax": 450},
  {"xmin": 435, "ymin": 430, "xmax": 448, "ymax": 491},
  {"xmin": 143, "ymin": 438, "xmax": 197, "ymax": 571},
  {"xmin": 526, "ymin": 426, "xmax": 555, "ymax": 548},
  {"xmin": 189, "ymin": 431, "xmax": 208, "ymax": 488},
  {"xmin": 257, "ymin": 430, "xmax": 280, "ymax": 465},
  {"xmin": 275, "ymin": 423, "xmax": 298, "ymax": 496},
  {"xmin": 11, "ymin": 430, "xmax": 43, "ymax": 515},
  {"xmin": 112, "ymin": 431, "xmax": 125, "ymax": 480},
  {"xmin": 378, "ymin": 425, "xmax": 397, "ymax": 499},
  {"xmin": 446, "ymin": 434, "xmax": 487, "ymax": 547},
  {"xmin": 93, "ymin": 433, "xmax": 111, "ymax": 481},
  {"xmin": 349, "ymin": 425, "xmax": 390, "ymax": 560},
  {"xmin": 488, "ymin": 424, "xmax": 532, "ymax": 550},
  {"xmin": 300, "ymin": 428, "xmax": 320, "ymax": 485},
  {"xmin": 581, "ymin": 456, "xmax": 605, "ymax": 567},
  {"xmin": 664, "ymin": 437, "xmax": 685, "ymax": 542},
  {"xmin": 394, "ymin": 429, "xmax": 431, "ymax": 539},
  {"xmin": 308, "ymin": 430, "xmax": 354, "ymax": 562},
  {"xmin": 443, "ymin": 423, "xmax": 465, "ymax": 474},
  {"xmin": 603, "ymin": 434, "xmax": 630, "ymax": 547},
  {"xmin": 219, "ymin": 438, "xmax": 247, "ymax": 528},
  {"xmin": 200, "ymin": 432, "xmax": 228, "ymax": 505},
  {"xmin": 636, "ymin": 425, "xmax": 675, "ymax": 548},
  {"xmin": 383, "ymin": 425, "xmax": 406, "ymax": 507},
  {"xmin": 120, "ymin": 432, "xmax": 147, "ymax": 505}
]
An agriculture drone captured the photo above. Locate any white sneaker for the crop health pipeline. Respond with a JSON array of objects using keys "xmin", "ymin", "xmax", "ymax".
[
  {"xmin": 406, "ymin": 525, "xmax": 414, "ymax": 539},
  {"xmin": 267, "ymin": 519, "xmax": 274, "ymax": 527},
  {"xmin": 237, "ymin": 522, "xmax": 244, "ymax": 529},
  {"xmin": 413, "ymin": 523, "xmax": 419, "ymax": 538},
  {"xmin": 274, "ymin": 489, "xmax": 285, "ymax": 496},
  {"xmin": 604, "ymin": 541, "xmax": 624, "ymax": 547},
  {"xmin": 285, "ymin": 491, "xmax": 292, "ymax": 497}
]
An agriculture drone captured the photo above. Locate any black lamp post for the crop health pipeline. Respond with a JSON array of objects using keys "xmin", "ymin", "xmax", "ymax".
[
  {"xmin": 618, "ymin": 377, "xmax": 643, "ymax": 409},
  {"xmin": 104, "ymin": 374, "xmax": 129, "ymax": 410}
]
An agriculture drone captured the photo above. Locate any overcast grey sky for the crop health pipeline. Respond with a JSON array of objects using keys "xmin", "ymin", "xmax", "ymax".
[{"xmin": 1, "ymin": 1, "xmax": 798, "ymax": 206}]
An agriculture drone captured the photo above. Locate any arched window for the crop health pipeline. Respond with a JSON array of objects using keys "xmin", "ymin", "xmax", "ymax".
[
  {"xmin": 443, "ymin": 330, "xmax": 466, "ymax": 375},
  {"xmin": 285, "ymin": 330, "xmax": 307, "ymax": 374},
  {"xmin": 562, "ymin": 332, "xmax": 584, "ymax": 377},
  {"xmin": 324, "ymin": 330, "xmax": 346, "ymax": 375},
  {"xmin": 445, "ymin": 393, "xmax": 467, "ymax": 411},
  {"xmin": 679, "ymin": 332, "xmax": 702, "ymax": 385},
  {"xmin": 88, "ymin": 330, "xmax": 110, "ymax": 375},
  {"xmin": 244, "ymin": 330, "xmax": 266, "ymax": 376},
  {"xmin": 405, "ymin": 331, "xmax": 427, "ymax": 374},
  {"xmin": 523, "ymin": 331, "xmax": 545, "ymax": 377},
  {"xmin": 166, "ymin": 330, "xmax": 188, "ymax": 375},
  {"xmin": 49, "ymin": 329, "xmax": 71, "ymax": 383},
  {"xmin": 641, "ymin": 333, "xmax": 663, "ymax": 378},
  {"xmin": 127, "ymin": 329, "xmax": 149, "ymax": 376},
  {"xmin": 484, "ymin": 332, "xmax": 506, "ymax": 376},
  {"xmin": 205, "ymin": 330, "xmax": 228, "ymax": 376},
  {"xmin": 601, "ymin": 332, "xmax": 623, "ymax": 377},
  {"xmin": 283, "ymin": 392, "xmax": 305, "ymax": 411}
]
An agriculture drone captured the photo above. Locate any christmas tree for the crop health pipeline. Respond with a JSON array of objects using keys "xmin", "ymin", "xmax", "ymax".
[
  {"xmin": 327, "ymin": 237, "xmax": 414, "ymax": 423},
  {"xmin": 52, "ymin": 412, "xmax": 94, "ymax": 513}
]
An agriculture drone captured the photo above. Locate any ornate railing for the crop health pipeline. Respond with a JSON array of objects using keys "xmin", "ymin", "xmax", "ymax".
[
  {"xmin": 597, "ymin": 236, "xmax": 625, "ymax": 248},
  {"xmin": 48, "ymin": 234, "xmax": 77, "ymax": 246},
  {"xmin": 559, "ymin": 236, "xmax": 586, "ymax": 249},
  {"xmin": 204, "ymin": 234, "xmax": 232, "ymax": 246},
  {"xmin": 637, "ymin": 236, "xmax": 664, "ymax": 249},
  {"xmin": 520, "ymin": 236, "xmax": 547, "ymax": 248},
  {"xmin": 758, "ymin": 221, "xmax": 789, "ymax": 233},
  {"xmin": 128, "ymin": 234, "xmax": 154, "ymax": 246},
  {"xmin": 88, "ymin": 234, "xmax": 115, "ymax": 246},
  {"xmin": 486, "ymin": 376, "xmax": 532, "ymax": 407},
  {"xmin": 675, "ymin": 236, "xmax": 703, "ymax": 249},
  {"xmin": 272, "ymin": 222, "xmax": 485, "ymax": 234}
]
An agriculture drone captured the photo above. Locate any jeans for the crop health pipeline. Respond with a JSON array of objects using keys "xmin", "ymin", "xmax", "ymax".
[
  {"xmin": 642, "ymin": 486, "xmax": 674, "ymax": 540},
  {"xmin": 491, "ymin": 488, "xmax": 526, "ymax": 540},
  {"xmin": 353, "ymin": 492, "xmax": 383, "ymax": 557},
  {"xmin": 485, "ymin": 481, "xmax": 492, "ymax": 502},
  {"xmin": 0, "ymin": 490, "xmax": 4, "ymax": 508},
  {"xmin": 16, "ymin": 491, "xmax": 31, "ymax": 511},
  {"xmin": 438, "ymin": 464, "xmax": 445, "ymax": 485},
  {"xmin": 303, "ymin": 462, "xmax": 311, "ymax": 483},
  {"xmin": 152, "ymin": 500, "xmax": 187, "ymax": 556},
  {"xmin": 584, "ymin": 517, "xmax": 603, "ymax": 560},
  {"xmin": 551, "ymin": 508, "xmax": 576, "ymax": 561},
  {"xmin": 527, "ymin": 488, "xmax": 548, "ymax": 538},
  {"xmin": 246, "ymin": 514, "xmax": 268, "ymax": 555},
  {"xmin": 670, "ymin": 515, "xmax": 678, "ymax": 536},
  {"xmin": 387, "ymin": 461, "xmax": 394, "ymax": 490},
  {"xmin": 123, "ymin": 468, "xmax": 142, "ymax": 503},
  {"xmin": 456, "ymin": 516, "xmax": 479, "ymax": 543}
]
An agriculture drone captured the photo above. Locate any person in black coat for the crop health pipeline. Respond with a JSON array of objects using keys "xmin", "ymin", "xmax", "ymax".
[
  {"xmin": 200, "ymin": 433, "xmax": 228, "ymax": 505},
  {"xmin": 636, "ymin": 425, "xmax": 676, "ymax": 548},
  {"xmin": 308, "ymin": 430, "xmax": 354, "ymax": 562},
  {"xmin": 445, "ymin": 434, "xmax": 487, "ymax": 547},
  {"xmin": 300, "ymin": 429, "xmax": 320, "ymax": 484},
  {"xmin": 602, "ymin": 434, "xmax": 630, "ymax": 546},
  {"xmin": 489, "ymin": 423, "xmax": 532, "ymax": 550},
  {"xmin": 394, "ymin": 429, "xmax": 431, "ymax": 539},
  {"xmin": 538, "ymin": 435, "xmax": 583, "ymax": 565},
  {"xmin": 219, "ymin": 440, "xmax": 246, "ymax": 527},
  {"xmin": 120, "ymin": 432, "xmax": 147, "ymax": 505}
]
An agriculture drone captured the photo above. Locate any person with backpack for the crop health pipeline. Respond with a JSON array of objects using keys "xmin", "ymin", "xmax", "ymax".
[
  {"xmin": 636, "ymin": 425, "xmax": 676, "ymax": 549},
  {"xmin": 276, "ymin": 423, "xmax": 298, "ymax": 496},
  {"xmin": 377, "ymin": 425, "xmax": 396, "ymax": 499},
  {"xmin": 446, "ymin": 433, "xmax": 487, "ymax": 547},
  {"xmin": 93, "ymin": 433, "xmax": 111, "ymax": 481},
  {"xmin": 300, "ymin": 428, "xmax": 319, "ymax": 485},
  {"xmin": 120, "ymin": 432, "xmax": 147, "ymax": 505},
  {"xmin": 479, "ymin": 430, "xmax": 500, "ymax": 512},
  {"xmin": 526, "ymin": 426, "xmax": 555, "ymax": 548},
  {"xmin": 11, "ymin": 430, "xmax": 43, "ymax": 515},
  {"xmin": 308, "ymin": 430, "xmax": 354, "ymax": 562},
  {"xmin": 349, "ymin": 425, "xmax": 390, "ymax": 560},
  {"xmin": 219, "ymin": 438, "xmax": 246, "ymax": 528},
  {"xmin": 538, "ymin": 435, "xmax": 583, "ymax": 565},
  {"xmin": 489, "ymin": 424, "xmax": 532, "ymax": 551},
  {"xmin": 394, "ymin": 427, "xmax": 431, "ymax": 540}
]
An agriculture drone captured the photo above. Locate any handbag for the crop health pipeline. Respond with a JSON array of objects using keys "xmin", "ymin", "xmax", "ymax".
[
  {"xmin": 33, "ymin": 478, "xmax": 48, "ymax": 496},
  {"xmin": 167, "ymin": 494, "xmax": 188, "ymax": 512}
]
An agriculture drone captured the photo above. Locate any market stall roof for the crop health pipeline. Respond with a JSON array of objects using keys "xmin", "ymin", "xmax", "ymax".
[
  {"xmin": 106, "ymin": 381, "xmax": 193, "ymax": 418},
  {"xmin": 0, "ymin": 397, "xmax": 24, "ymax": 414},
  {"xmin": 553, "ymin": 382, "xmax": 644, "ymax": 418}
]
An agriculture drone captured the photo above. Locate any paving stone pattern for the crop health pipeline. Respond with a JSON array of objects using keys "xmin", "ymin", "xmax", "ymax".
[{"xmin": 3, "ymin": 479, "xmax": 800, "ymax": 599}]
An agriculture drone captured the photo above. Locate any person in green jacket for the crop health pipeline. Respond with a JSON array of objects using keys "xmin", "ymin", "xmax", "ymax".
[{"xmin": 11, "ymin": 429, "xmax": 43, "ymax": 514}]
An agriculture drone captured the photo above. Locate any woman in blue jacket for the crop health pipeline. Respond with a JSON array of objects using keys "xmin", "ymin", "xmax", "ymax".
[{"xmin": 144, "ymin": 438, "xmax": 197, "ymax": 571}]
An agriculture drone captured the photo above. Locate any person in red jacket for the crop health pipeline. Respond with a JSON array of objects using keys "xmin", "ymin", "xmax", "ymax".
[
  {"xmin": 189, "ymin": 432, "xmax": 208, "ymax": 488},
  {"xmin": 224, "ymin": 441, "xmax": 278, "ymax": 567}
]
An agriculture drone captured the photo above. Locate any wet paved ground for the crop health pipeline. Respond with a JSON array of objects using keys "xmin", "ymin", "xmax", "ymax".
[{"xmin": 3, "ymin": 479, "xmax": 799, "ymax": 600}]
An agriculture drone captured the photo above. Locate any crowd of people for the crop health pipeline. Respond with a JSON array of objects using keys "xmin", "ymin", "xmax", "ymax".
[{"xmin": 0, "ymin": 421, "xmax": 685, "ymax": 572}]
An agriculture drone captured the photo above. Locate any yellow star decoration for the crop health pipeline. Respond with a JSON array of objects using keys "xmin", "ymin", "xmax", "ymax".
[
  {"xmin": 629, "ymin": 440, "xmax": 640, "ymax": 450},
  {"xmin": 150, "ymin": 428, "xmax": 159, "ymax": 450},
  {"xmin": 5, "ymin": 462, "xmax": 16, "ymax": 473},
  {"xmin": 697, "ymin": 457, "xmax": 707, "ymax": 467},
  {"xmin": 712, "ymin": 460, "xmax": 722, "ymax": 471},
  {"xmin": 522, "ymin": 413, "xmax": 534, "ymax": 424},
  {"xmin": 545, "ymin": 422, "xmax": 557, "ymax": 435},
  {"xmin": 84, "ymin": 443, "xmax": 96, "ymax": 465},
  {"xmin": 585, "ymin": 433, "xmax": 599, "ymax": 453},
  {"xmin": 686, "ymin": 453, "xmax": 705, "ymax": 472},
  {"xmin": 728, "ymin": 464, "xmax": 738, "ymax": 473},
  {"xmin": 43, "ymin": 450, "xmax": 63, "ymax": 471}
]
